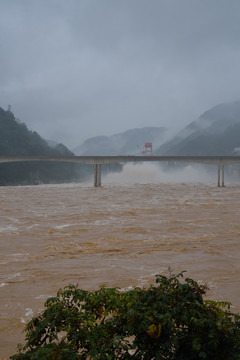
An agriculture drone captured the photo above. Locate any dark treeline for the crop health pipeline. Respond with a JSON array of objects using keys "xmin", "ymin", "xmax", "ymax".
[{"xmin": 0, "ymin": 107, "xmax": 87, "ymax": 185}]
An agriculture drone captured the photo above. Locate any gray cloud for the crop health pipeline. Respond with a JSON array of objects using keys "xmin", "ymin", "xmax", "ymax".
[{"xmin": 1, "ymin": 0, "xmax": 240, "ymax": 148}]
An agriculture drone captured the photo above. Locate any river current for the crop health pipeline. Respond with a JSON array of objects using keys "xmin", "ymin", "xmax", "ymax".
[{"xmin": 1, "ymin": 164, "xmax": 240, "ymax": 358}]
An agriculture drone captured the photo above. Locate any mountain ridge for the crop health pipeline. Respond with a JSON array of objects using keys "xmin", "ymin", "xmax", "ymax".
[
  {"xmin": 73, "ymin": 126, "xmax": 167, "ymax": 155},
  {"xmin": 157, "ymin": 100, "xmax": 240, "ymax": 156}
]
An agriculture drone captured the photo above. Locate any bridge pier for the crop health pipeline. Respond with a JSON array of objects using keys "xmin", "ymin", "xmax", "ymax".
[
  {"xmin": 222, "ymin": 164, "xmax": 225, "ymax": 187},
  {"xmin": 94, "ymin": 164, "xmax": 101, "ymax": 187},
  {"xmin": 218, "ymin": 164, "xmax": 225, "ymax": 187}
]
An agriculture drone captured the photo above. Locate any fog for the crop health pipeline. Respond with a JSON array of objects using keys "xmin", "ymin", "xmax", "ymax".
[
  {"xmin": 1, "ymin": 1, "xmax": 240, "ymax": 148},
  {"xmin": 104, "ymin": 163, "xmax": 217, "ymax": 185}
]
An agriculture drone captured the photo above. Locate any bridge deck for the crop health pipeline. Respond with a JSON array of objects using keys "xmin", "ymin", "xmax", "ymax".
[
  {"xmin": 1, "ymin": 155, "xmax": 240, "ymax": 165},
  {"xmin": 0, "ymin": 155, "xmax": 239, "ymax": 187}
]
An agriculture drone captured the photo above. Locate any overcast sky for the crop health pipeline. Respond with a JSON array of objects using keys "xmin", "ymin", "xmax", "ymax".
[{"xmin": 1, "ymin": 0, "xmax": 240, "ymax": 149}]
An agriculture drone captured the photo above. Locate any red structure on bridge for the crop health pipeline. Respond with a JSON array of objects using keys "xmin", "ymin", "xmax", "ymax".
[{"xmin": 138, "ymin": 142, "xmax": 153, "ymax": 155}]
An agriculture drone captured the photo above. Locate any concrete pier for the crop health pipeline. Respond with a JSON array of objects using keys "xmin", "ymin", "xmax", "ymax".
[
  {"xmin": 222, "ymin": 165, "xmax": 225, "ymax": 187},
  {"xmin": 97, "ymin": 164, "xmax": 101, "ymax": 187},
  {"xmin": 94, "ymin": 164, "xmax": 101, "ymax": 187},
  {"xmin": 218, "ymin": 164, "xmax": 225, "ymax": 187}
]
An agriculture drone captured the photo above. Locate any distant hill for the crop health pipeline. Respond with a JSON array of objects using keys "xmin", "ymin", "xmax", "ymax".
[
  {"xmin": 157, "ymin": 100, "xmax": 240, "ymax": 155},
  {"xmin": 73, "ymin": 127, "xmax": 167, "ymax": 155},
  {"xmin": 0, "ymin": 107, "xmax": 80, "ymax": 185}
]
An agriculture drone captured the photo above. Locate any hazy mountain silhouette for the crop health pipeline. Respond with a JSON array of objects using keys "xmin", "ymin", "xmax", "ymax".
[
  {"xmin": 157, "ymin": 100, "xmax": 240, "ymax": 155},
  {"xmin": 73, "ymin": 127, "xmax": 167, "ymax": 155}
]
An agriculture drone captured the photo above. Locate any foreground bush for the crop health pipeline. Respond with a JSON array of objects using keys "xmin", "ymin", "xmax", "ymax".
[{"xmin": 11, "ymin": 272, "xmax": 240, "ymax": 359}]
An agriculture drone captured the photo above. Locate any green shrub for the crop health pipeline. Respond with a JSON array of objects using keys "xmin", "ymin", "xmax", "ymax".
[{"xmin": 11, "ymin": 272, "xmax": 240, "ymax": 359}]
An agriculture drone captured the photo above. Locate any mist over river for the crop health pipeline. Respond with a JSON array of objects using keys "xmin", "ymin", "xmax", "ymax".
[{"xmin": 1, "ymin": 164, "xmax": 240, "ymax": 358}]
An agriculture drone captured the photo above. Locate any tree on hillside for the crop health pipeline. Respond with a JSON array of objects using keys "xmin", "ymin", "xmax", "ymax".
[{"xmin": 11, "ymin": 272, "xmax": 240, "ymax": 359}]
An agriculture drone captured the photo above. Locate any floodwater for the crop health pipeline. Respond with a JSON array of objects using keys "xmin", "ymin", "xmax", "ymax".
[{"xmin": 1, "ymin": 164, "xmax": 240, "ymax": 358}]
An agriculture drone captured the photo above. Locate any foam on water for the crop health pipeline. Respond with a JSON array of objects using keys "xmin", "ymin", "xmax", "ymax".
[
  {"xmin": 55, "ymin": 224, "xmax": 72, "ymax": 229},
  {"xmin": 0, "ymin": 225, "xmax": 19, "ymax": 233},
  {"xmin": 20, "ymin": 308, "xmax": 34, "ymax": 324}
]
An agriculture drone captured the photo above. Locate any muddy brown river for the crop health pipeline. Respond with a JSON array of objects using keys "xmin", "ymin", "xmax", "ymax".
[{"xmin": 1, "ymin": 164, "xmax": 240, "ymax": 358}]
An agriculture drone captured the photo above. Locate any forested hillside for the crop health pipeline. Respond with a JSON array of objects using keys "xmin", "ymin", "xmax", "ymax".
[{"xmin": 0, "ymin": 107, "xmax": 81, "ymax": 185}]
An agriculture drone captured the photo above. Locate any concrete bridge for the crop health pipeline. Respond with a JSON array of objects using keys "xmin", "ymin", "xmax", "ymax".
[{"xmin": 1, "ymin": 155, "xmax": 240, "ymax": 187}]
